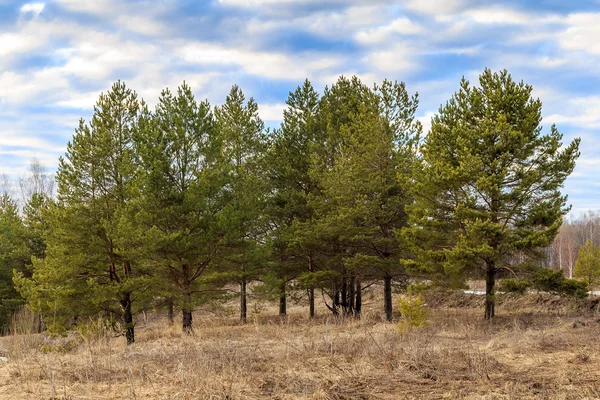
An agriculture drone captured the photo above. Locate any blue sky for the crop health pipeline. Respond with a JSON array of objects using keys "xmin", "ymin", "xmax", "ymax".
[{"xmin": 0, "ymin": 0, "xmax": 598, "ymax": 214}]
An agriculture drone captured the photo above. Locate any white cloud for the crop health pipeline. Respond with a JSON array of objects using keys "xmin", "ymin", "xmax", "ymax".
[
  {"xmin": 463, "ymin": 7, "xmax": 534, "ymax": 25},
  {"xmin": 0, "ymin": 129, "xmax": 64, "ymax": 153},
  {"xmin": 0, "ymin": 70, "xmax": 70, "ymax": 105},
  {"xmin": 418, "ymin": 111, "xmax": 435, "ymax": 135},
  {"xmin": 355, "ymin": 18, "xmax": 423, "ymax": 45},
  {"xmin": 51, "ymin": 0, "xmax": 116, "ymax": 15},
  {"xmin": 244, "ymin": 4, "xmax": 388, "ymax": 41},
  {"xmin": 218, "ymin": 0, "xmax": 302, "ymax": 5},
  {"xmin": 52, "ymin": 0, "xmax": 167, "ymax": 35},
  {"xmin": 404, "ymin": 0, "xmax": 468, "ymax": 15},
  {"xmin": 557, "ymin": 13, "xmax": 600, "ymax": 54},
  {"xmin": 179, "ymin": 43, "xmax": 343, "ymax": 82},
  {"xmin": 545, "ymin": 96, "xmax": 600, "ymax": 129},
  {"xmin": 361, "ymin": 43, "xmax": 417, "ymax": 73},
  {"xmin": 259, "ymin": 103, "xmax": 286, "ymax": 121},
  {"xmin": 20, "ymin": 2, "xmax": 45, "ymax": 16},
  {"xmin": 0, "ymin": 32, "xmax": 40, "ymax": 57}
]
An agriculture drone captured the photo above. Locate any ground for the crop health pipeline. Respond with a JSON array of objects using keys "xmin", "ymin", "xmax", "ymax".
[{"xmin": 1, "ymin": 290, "xmax": 599, "ymax": 399}]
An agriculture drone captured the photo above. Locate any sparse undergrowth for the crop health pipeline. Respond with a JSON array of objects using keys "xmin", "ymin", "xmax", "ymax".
[{"xmin": 1, "ymin": 292, "xmax": 600, "ymax": 399}]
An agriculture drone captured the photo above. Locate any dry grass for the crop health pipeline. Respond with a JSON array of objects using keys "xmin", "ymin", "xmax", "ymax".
[{"xmin": 1, "ymin": 291, "xmax": 600, "ymax": 399}]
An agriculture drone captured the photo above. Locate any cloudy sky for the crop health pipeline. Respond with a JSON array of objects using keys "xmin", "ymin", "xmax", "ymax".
[{"xmin": 0, "ymin": 0, "xmax": 598, "ymax": 214}]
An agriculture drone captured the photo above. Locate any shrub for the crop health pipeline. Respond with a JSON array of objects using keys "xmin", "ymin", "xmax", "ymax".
[
  {"xmin": 533, "ymin": 268, "xmax": 588, "ymax": 299},
  {"xmin": 499, "ymin": 278, "xmax": 531, "ymax": 294},
  {"xmin": 558, "ymin": 278, "xmax": 589, "ymax": 299},
  {"xmin": 398, "ymin": 292, "xmax": 430, "ymax": 332}
]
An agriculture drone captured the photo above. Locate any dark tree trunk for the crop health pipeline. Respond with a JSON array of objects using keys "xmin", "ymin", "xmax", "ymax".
[
  {"xmin": 121, "ymin": 292, "xmax": 134, "ymax": 344},
  {"xmin": 384, "ymin": 274, "xmax": 393, "ymax": 322},
  {"xmin": 485, "ymin": 267, "xmax": 496, "ymax": 320},
  {"xmin": 182, "ymin": 311, "xmax": 192, "ymax": 333},
  {"xmin": 279, "ymin": 280, "xmax": 287, "ymax": 316},
  {"xmin": 355, "ymin": 279, "xmax": 362, "ymax": 318},
  {"xmin": 309, "ymin": 288, "xmax": 315, "ymax": 319},
  {"xmin": 167, "ymin": 299, "xmax": 174, "ymax": 326},
  {"xmin": 332, "ymin": 284, "xmax": 340, "ymax": 316},
  {"xmin": 348, "ymin": 276, "xmax": 355, "ymax": 316},
  {"xmin": 308, "ymin": 253, "xmax": 315, "ymax": 319},
  {"xmin": 240, "ymin": 280, "xmax": 247, "ymax": 323},
  {"xmin": 341, "ymin": 274, "xmax": 348, "ymax": 313},
  {"xmin": 182, "ymin": 292, "xmax": 193, "ymax": 334}
]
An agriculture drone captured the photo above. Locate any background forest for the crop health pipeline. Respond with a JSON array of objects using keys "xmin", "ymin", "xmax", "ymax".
[{"xmin": 0, "ymin": 69, "xmax": 586, "ymax": 344}]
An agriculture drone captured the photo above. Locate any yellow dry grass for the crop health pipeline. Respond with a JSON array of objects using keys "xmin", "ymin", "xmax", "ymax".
[{"xmin": 1, "ymin": 292, "xmax": 600, "ymax": 399}]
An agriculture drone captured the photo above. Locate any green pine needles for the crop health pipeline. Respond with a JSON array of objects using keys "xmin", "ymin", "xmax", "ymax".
[{"xmin": 6, "ymin": 69, "xmax": 581, "ymax": 344}]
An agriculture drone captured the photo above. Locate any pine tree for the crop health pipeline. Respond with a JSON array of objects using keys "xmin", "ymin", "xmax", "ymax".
[
  {"xmin": 213, "ymin": 85, "xmax": 268, "ymax": 323},
  {"xmin": 574, "ymin": 240, "xmax": 600, "ymax": 290},
  {"xmin": 16, "ymin": 82, "xmax": 147, "ymax": 343},
  {"xmin": 0, "ymin": 195, "xmax": 30, "ymax": 331},
  {"xmin": 317, "ymin": 80, "xmax": 421, "ymax": 320},
  {"xmin": 266, "ymin": 79, "xmax": 322, "ymax": 317},
  {"xmin": 133, "ymin": 82, "xmax": 223, "ymax": 333},
  {"xmin": 297, "ymin": 76, "xmax": 374, "ymax": 317},
  {"xmin": 406, "ymin": 69, "xmax": 580, "ymax": 319}
]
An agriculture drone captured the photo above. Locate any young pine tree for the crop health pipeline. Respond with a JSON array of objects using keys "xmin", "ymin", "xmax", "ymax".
[{"xmin": 574, "ymin": 240, "xmax": 600, "ymax": 290}]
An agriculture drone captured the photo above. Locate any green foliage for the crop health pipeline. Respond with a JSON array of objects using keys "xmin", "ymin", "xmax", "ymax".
[
  {"xmin": 499, "ymin": 278, "xmax": 531, "ymax": 294},
  {"xmin": 397, "ymin": 291, "xmax": 430, "ymax": 332},
  {"xmin": 133, "ymin": 82, "xmax": 224, "ymax": 322},
  {"xmin": 558, "ymin": 279, "xmax": 589, "ymax": 299},
  {"xmin": 405, "ymin": 69, "xmax": 580, "ymax": 316},
  {"xmin": 574, "ymin": 240, "xmax": 600, "ymax": 287},
  {"xmin": 214, "ymin": 85, "xmax": 269, "ymax": 319},
  {"xmin": 0, "ymin": 195, "xmax": 30, "ymax": 330},
  {"xmin": 15, "ymin": 81, "xmax": 146, "ymax": 343},
  {"xmin": 265, "ymin": 80, "xmax": 322, "ymax": 298},
  {"xmin": 6, "ymin": 71, "xmax": 584, "ymax": 331},
  {"xmin": 533, "ymin": 269, "xmax": 588, "ymax": 299}
]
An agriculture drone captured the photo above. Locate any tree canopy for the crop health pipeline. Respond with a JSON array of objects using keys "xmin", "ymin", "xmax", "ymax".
[{"xmin": 5, "ymin": 69, "xmax": 583, "ymax": 341}]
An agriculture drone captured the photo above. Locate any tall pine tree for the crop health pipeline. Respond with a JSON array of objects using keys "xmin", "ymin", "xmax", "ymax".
[
  {"xmin": 213, "ymin": 85, "xmax": 268, "ymax": 323},
  {"xmin": 17, "ymin": 82, "xmax": 147, "ymax": 343},
  {"xmin": 133, "ymin": 82, "xmax": 223, "ymax": 333},
  {"xmin": 406, "ymin": 69, "xmax": 580, "ymax": 319}
]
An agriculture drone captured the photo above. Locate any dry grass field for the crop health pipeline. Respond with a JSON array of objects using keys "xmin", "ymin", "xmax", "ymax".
[{"xmin": 1, "ymin": 290, "xmax": 600, "ymax": 400}]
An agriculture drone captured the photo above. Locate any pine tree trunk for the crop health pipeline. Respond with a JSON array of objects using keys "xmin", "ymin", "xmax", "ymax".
[
  {"xmin": 355, "ymin": 278, "xmax": 362, "ymax": 318},
  {"xmin": 279, "ymin": 281, "xmax": 287, "ymax": 316},
  {"xmin": 484, "ymin": 267, "xmax": 496, "ymax": 320},
  {"xmin": 384, "ymin": 275, "xmax": 393, "ymax": 322},
  {"xmin": 341, "ymin": 274, "xmax": 348, "ymax": 314},
  {"xmin": 348, "ymin": 276, "xmax": 355, "ymax": 316},
  {"xmin": 182, "ymin": 292, "xmax": 193, "ymax": 334},
  {"xmin": 167, "ymin": 299, "xmax": 174, "ymax": 326},
  {"xmin": 121, "ymin": 292, "xmax": 134, "ymax": 344},
  {"xmin": 332, "ymin": 284, "xmax": 340, "ymax": 316},
  {"xmin": 240, "ymin": 280, "xmax": 247, "ymax": 323},
  {"xmin": 308, "ymin": 253, "xmax": 315, "ymax": 319}
]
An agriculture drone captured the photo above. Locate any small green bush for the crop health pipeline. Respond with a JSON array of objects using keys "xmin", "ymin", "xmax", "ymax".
[
  {"xmin": 558, "ymin": 278, "xmax": 589, "ymax": 299},
  {"xmin": 397, "ymin": 292, "xmax": 430, "ymax": 332},
  {"xmin": 499, "ymin": 278, "xmax": 531, "ymax": 294},
  {"xmin": 533, "ymin": 268, "xmax": 589, "ymax": 299}
]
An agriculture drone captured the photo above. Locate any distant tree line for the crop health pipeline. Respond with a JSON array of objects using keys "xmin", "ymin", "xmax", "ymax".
[{"xmin": 0, "ymin": 69, "xmax": 581, "ymax": 343}]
